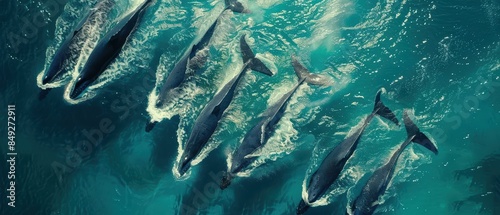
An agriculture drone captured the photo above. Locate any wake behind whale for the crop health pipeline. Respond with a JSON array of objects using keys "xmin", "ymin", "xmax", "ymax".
[
  {"xmin": 220, "ymin": 55, "xmax": 332, "ymax": 189},
  {"xmin": 28, "ymin": 1, "xmax": 445, "ymax": 213},
  {"xmin": 145, "ymin": 0, "xmax": 250, "ymax": 132},
  {"xmin": 37, "ymin": 0, "xmax": 115, "ymax": 100},
  {"xmin": 347, "ymin": 110, "xmax": 438, "ymax": 215},
  {"xmin": 297, "ymin": 89, "xmax": 399, "ymax": 214},
  {"xmin": 67, "ymin": 0, "xmax": 153, "ymax": 101},
  {"xmin": 174, "ymin": 34, "xmax": 274, "ymax": 178}
]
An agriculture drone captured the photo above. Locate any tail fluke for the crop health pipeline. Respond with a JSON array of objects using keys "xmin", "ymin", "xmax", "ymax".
[
  {"xmin": 239, "ymin": 35, "xmax": 274, "ymax": 76},
  {"xmin": 292, "ymin": 55, "xmax": 331, "ymax": 86},
  {"xmin": 373, "ymin": 89, "xmax": 399, "ymax": 126},
  {"xmin": 403, "ymin": 110, "xmax": 438, "ymax": 155},
  {"xmin": 225, "ymin": 0, "xmax": 250, "ymax": 13}
]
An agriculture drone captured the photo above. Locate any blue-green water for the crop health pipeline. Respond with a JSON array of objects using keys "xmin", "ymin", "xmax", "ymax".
[{"xmin": 1, "ymin": 0, "xmax": 499, "ymax": 214}]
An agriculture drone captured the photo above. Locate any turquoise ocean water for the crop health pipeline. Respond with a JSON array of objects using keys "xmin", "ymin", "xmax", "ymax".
[{"xmin": 1, "ymin": 0, "xmax": 499, "ymax": 214}]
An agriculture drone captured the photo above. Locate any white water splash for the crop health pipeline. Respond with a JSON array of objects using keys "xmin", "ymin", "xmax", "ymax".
[
  {"xmin": 64, "ymin": 0, "xmax": 167, "ymax": 104},
  {"xmin": 146, "ymin": 4, "xmax": 238, "ymax": 122},
  {"xmin": 38, "ymin": 0, "xmax": 113, "ymax": 91}
]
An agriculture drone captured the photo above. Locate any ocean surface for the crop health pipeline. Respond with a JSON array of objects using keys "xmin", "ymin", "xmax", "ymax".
[{"xmin": 1, "ymin": 0, "xmax": 499, "ymax": 214}]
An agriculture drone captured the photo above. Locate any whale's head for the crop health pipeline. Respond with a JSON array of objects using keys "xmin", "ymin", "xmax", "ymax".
[
  {"xmin": 43, "ymin": 51, "xmax": 66, "ymax": 85},
  {"xmin": 305, "ymin": 173, "xmax": 324, "ymax": 204},
  {"xmin": 70, "ymin": 77, "xmax": 90, "ymax": 99},
  {"xmin": 42, "ymin": 75, "xmax": 52, "ymax": 85},
  {"xmin": 178, "ymin": 152, "xmax": 192, "ymax": 176},
  {"xmin": 296, "ymin": 199, "xmax": 310, "ymax": 214},
  {"xmin": 307, "ymin": 191, "xmax": 320, "ymax": 205}
]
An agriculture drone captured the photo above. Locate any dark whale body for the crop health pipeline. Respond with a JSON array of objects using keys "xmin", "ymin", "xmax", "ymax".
[
  {"xmin": 349, "ymin": 110, "xmax": 438, "ymax": 215},
  {"xmin": 177, "ymin": 35, "xmax": 273, "ymax": 177},
  {"xmin": 39, "ymin": 0, "xmax": 115, "ymax": 100},
  {"xmin": 69, "ymin": 0, "xmax": 153, "ymax": 99},
  {"xmin": 220, "ymin": 56, "xmax": 330, "ymax": 189},
  {"xmin": 145, "ymin": 0, "xmax": 249, "ymax": 132},
  {"xmin": 297, "ymin": 90, "xmax": 400, "ymax": 214}
]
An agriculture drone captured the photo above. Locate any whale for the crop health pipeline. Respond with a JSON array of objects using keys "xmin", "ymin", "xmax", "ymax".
[
  {"xmin": 348, "ymin": 110, "xmax": 438, "ymax": 215},
  {"xmin": 219, "ymin": 56, "xmax": 331, "ymax": 189},
  {"xmin": 297, "ymin": 89, "xmax": 400, "ymax": 214},
  {"xmin": 177, "ymin": 35, "xmax": 274, "ymax": 177},
  {"xmin": 145, "ymin": 0, "xmax": 249, "ymax": 132},
  {"xmin": 69, "ymin": 0, "xmax": 153, "ymax": 99},
  {"xmin": 39, "ymin": 0, "xmax": 115, "ymax": 100}
]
